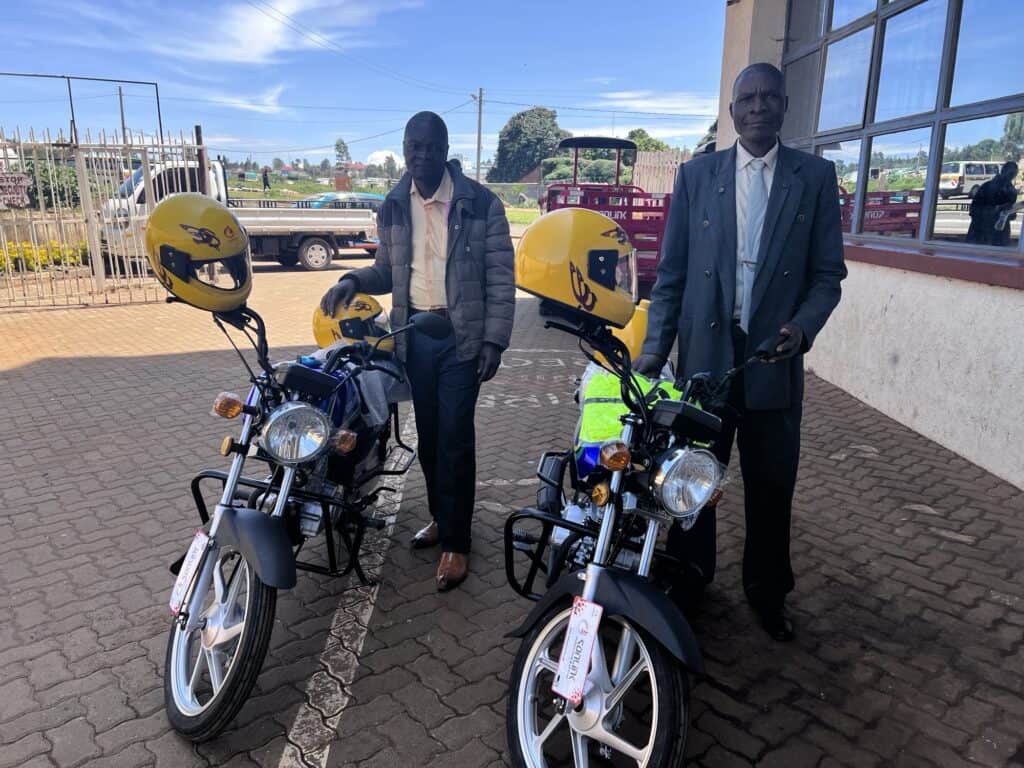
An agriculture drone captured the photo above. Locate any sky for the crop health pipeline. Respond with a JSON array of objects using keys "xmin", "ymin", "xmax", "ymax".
[{"xmin": 0, "ymin": 0, "xmax": 725, "ymax": 168}]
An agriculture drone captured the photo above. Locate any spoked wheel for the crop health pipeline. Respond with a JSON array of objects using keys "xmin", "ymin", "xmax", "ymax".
[
  {"xmin": 164, "ymin": 548, "xmax": 276, "ymax": 741},
  {"xmin": 508, "ymin": 605, "xmax": 689, "ymax": 767}
]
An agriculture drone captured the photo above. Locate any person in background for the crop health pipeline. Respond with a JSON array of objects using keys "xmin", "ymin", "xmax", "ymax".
[
  {"xmin": 633, "ymin": 63, "xmax": 847, "ymax": 641},
  {"xmin": 319, "ymin": 112, "xmax": 515, "ymax": 591},
  {"xmin": 967, "ymin": 161, "xmax": 1019, "ymax": 246},
  {"xmin": 262, "ymin": 166, "xmax": 271, "ymax": 194}
]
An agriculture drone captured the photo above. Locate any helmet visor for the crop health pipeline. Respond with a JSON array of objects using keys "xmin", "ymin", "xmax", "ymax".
[
  {"xmin": 616, "ymin": 248, "xmax": 638, "ymax": 304},
  {"xmin": 587, "ymin": 246, "xmax": 637, "ymax": 304},
  {"xmin": 161, "ymin": 245, "xmax": 250, "ymax": 292}
]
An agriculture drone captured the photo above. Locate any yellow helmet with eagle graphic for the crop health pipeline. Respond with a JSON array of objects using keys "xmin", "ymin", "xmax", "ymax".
[
  {"xmin": 311, "ymin": 293, "xmax": 394, "ymax": 351},
  {"xmin": 514, "ymin": 208, "xmax": 637, "ymax": 329},
  {"xmin": 144, "ymin": 193, "xmax": 251, "ymax": 313}
]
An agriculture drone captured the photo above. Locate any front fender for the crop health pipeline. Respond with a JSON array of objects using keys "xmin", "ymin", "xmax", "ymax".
[
  {"xmin": 507, "ymin": 569, "xmax": 704, "ymax": 674},
  {"xmin": 217, "ymin": 506, "xmax": 297, "ymax": 589}
]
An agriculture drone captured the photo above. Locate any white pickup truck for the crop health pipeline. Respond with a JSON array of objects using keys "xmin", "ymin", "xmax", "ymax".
[{"xmin": 102, "ymin": 159, "xmax": 378, "ymax": 270}]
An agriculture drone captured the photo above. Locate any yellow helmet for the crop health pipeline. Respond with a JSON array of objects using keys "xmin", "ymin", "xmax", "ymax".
[
  {"xmin": 515, "ymin": 208, "xmax": 636, "ymax": 329},
  {"xmin": 312, "ymin": 293, "xmax": 394, "ymax": 351},
  {"xmin": 144, "ymin": 193, "xmax": 251, "ymax": 313},
  {"xmin": 610, "ymin": 298, "xmax": 649, "ymax": 360}
]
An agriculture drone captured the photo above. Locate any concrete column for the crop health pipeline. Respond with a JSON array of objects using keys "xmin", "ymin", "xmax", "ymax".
[{"xmin": 717, "ymin": 0, "xmax": 789, "ymax": 148}]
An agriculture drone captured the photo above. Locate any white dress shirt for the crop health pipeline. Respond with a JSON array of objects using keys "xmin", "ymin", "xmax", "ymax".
[
  {"xmin": 734, "ymin": 139, "xmax": 779, "ymax": 322},
  {"xmin": 409, "ymin": 169, "xmax": 453, "ymax": 310}
]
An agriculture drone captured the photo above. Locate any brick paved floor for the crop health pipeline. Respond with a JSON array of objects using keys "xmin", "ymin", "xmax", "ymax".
[{"xmin": 1, "ymin": 263, "xmax": 1022, "ymax": 767}]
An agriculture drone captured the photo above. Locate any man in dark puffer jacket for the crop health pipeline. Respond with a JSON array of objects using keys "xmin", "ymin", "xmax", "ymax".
[{"xmin": 320, "ymin": 112, "xmax": 515, "ymax": 591}]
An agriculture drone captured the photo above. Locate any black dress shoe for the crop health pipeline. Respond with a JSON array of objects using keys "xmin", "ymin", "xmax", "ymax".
[{"xmin": 755, "ymin": 606, "xmax": 795, "ymax": 642}]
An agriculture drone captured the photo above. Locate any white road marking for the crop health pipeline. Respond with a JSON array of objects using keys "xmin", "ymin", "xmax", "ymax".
[{"xmin": 278, "ymin": 416, "xmax": 417, "ymax": 768}]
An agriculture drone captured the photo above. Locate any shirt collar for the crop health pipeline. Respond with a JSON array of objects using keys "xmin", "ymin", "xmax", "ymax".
[
  {"xmin": 410, "ymin": 168, "xmax": 453, "ymax": 205},
  {"xmin": 736, "ymin": 139, "xmax": 780, "ymax": 172}
]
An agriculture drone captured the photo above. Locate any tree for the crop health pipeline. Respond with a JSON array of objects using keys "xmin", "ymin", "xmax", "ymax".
[
  {"xmin": 319, "ymin": 158, "xmax": 332, "ymax": 173},
  {"xmin": 1002, "ymin": 112, "xmax": 1024, "ymax": 160},
  {"xmin": 271, "ymin": 158, "xmax": 284, "ymax": 170},
  {"xmin": 488, "ymin": 107, "xmax": 570, "ymax": 182},
  {"xmin": 364, "ymin": 163, "xmax": 385, "ymax": 178},
  {"xmin": 335, "ymin": 138, "xmax": 351, "ymax": 167},
  {"xmin": 626, "ymin": 128, "xmax": 671, "ymax": 153},
  {"xmin": 383, "ymin": 155, "xmax": 400, "ymax": 179}
]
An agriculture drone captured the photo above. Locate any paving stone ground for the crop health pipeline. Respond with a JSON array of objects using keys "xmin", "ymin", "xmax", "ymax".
[{"xmin": 1, "ymin": 259, "xmax": 1023, "ymax": 767}]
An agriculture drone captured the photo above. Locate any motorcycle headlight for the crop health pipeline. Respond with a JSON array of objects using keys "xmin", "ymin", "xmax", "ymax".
[
  {"xmin": 260, "ymin": 402, "xmax": 332, "ymax": 465},
  {"xmin": 652, "ymin": 448, "xmax": 722, "ymax": 524}
]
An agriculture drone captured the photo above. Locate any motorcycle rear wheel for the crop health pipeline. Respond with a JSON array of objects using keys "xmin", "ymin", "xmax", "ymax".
[
  {"xmin": 507, "ymin": 603, "xmax": 689, "ymax": 767},
  {"xmin": 164, "ymin": 549, "xmax": 277, "ymax": 742}
]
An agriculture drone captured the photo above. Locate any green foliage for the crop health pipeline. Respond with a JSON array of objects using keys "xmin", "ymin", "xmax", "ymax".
[
  {"xmin": 21, "ymin": 159, "xmax": 80, "ymax": 209},
  {"xmin": 335, "ymin": 138, "xmax": 351, "ymax": 166},
  {"xmin": 698, "ymin": 119, "xmax": 717, "ymax": 149},
  {"xmin": 364, "ymin": 163, "xmax": 385, "ymax": 178},
  {"xmin": 627, "ymin": 128, "xmax": 671, "ymax": 153},
  {"xmin": 271, "ymin": 158, "xmax": 284, "ymax": 170},
  {"xmin": 505, "ymin": 207, "xmax": 540, "ymax": 226},
  {"xmin": 489, "ymin": 107, "xmax": 571, "ymax": 183},
  {"xmin": 541, "ymin": 155, "xmax": 632, "ymax": 184},
  {"xmin": 383, "ymin": 155, "xmax": 400, "ymax": 179},
  {"xmin": 319, "ymin": 158, "xmax": 332, "ymax": 173}
]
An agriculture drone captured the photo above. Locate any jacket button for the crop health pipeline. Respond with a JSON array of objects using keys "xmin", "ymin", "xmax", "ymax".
[
  {"xmin": 703, "ymin": 219, "xmax": 710, "ymax": 228},
  {"xmin": 704, "ymin": 269, "xmax": 712, "ymax": 278},
  {"xmin": 783, "ymin": 270, "xmax": 791, "ymax": 277},
  {"xmin": 454, "ymin": 224, "xmax": 460, "ymax": 230},
  {"xmin": 710, "ymin": 321, "xmax": 719, "ymax": 329},
  {"xmin": 466, "ymin": 245, "xmax": 471, "ymax": 252},
  {"xmin": 718, "ymin": 186, "xmax": 725, "ymax": 194}
]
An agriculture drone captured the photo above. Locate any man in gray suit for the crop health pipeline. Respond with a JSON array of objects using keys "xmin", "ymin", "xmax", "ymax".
[{"xmin": 634, "ymin": 63, "xmax": 847, "ymax": 641}]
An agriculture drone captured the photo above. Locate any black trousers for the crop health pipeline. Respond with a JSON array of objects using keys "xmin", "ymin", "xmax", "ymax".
[
  {"xmin": 668, "ymin": 321, "xmax": 802, "ymax": 611},
  {"xmin": 405, "ymin": 316, "xmax": 481, "ymax": 554}
]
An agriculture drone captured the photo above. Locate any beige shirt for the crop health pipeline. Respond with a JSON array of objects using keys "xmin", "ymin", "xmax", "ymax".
[
  {"xmin": 734, "ymin": 139, "xmax": 779, "ymax": 321},
  {"xmin": 409, "ymin": 169, "xmax": 453, "ymax": 310}
]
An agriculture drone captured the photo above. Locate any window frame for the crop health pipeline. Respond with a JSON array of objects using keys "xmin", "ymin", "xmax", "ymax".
[{"xmin": 782, "ymin": 0, "xmax": 1024, "ymax": 258}]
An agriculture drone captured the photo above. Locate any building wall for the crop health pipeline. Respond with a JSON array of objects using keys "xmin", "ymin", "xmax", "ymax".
[
  {"xmin": 808, "ymin": 261, "xmax": 1024, "ymax": 488},
  {"xmin": 717, "ymin": 0, "xmax": 789, "ymax": 149}
]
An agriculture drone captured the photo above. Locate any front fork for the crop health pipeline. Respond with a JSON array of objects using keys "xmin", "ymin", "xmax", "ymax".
[
  {"xmin": 180, "ymin": 387, "xmax": 296, "ymax": 633},
  {"xmin": 579, "ymin": 418, "xmax": 662, "ymax": 688}
]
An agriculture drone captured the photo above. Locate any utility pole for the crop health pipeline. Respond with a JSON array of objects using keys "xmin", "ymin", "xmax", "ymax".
[
  {"xmin": 118, "ymin": 86, "xmax": 128, "ymax": 144},
  {"xmin": 475, "ymin": 87, "xmax": 484, "ymax": 182}
]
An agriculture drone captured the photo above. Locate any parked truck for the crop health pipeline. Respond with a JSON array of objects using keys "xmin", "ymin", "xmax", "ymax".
[{"xmin": 102, "ymin": 159, "xmax": 378, "ymax": 271}]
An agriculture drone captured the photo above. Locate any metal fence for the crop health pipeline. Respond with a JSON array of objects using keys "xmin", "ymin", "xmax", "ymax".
[{"xmin": 0, "ymin": 127, "xmax": 204, "ymax": 309}]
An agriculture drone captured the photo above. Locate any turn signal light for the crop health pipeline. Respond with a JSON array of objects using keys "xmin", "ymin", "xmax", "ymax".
[
  {"xmin": 599, "ymin": 441, "xmax": 631, "ymax": 471},
  {"xmin": 591, "ymin": 482, "xmax": 611, "ymax": 507},
  {"xmin": 332, "ymin": 429, "xmax": 358, "ymax": 455},
  {"xmin": 212, "ymin": 392, "xmax": 244, "ymax": 419}
]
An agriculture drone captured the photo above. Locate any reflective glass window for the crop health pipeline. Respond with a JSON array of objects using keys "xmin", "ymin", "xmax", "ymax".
[
  {"xmin": 788, "ymin": 0, "xmax": 825, "ymax": 51},
  {"xmin": 931, "ymin": 113, "xmax": 1022, "ymax": 247},
  {"xmin": 818, "ymin": 139, "xmax": 863, "ymax": 232},
  {"xmin": 951, "ymin": 0, "xmax": 1024, "ymax": 106},
  {"xmin": 862, "ymin": 127, "xmax": 932, "ymax": 237},
  {"xmin": 782, "ymin": 53, "xmax": 821, "ymax": 141},
  {"xmin": 831, "ymin": 0, "xmax": 876, "ymax": 30},
  {"xmin": 817, "ymin": 27, "xmax": 873, "ymax": 131},
  {"xmin": 874, "ymin": 0, "xmax": 947, "ymax": 122}
]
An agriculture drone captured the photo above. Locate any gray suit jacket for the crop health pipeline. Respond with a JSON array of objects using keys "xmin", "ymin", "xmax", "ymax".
[{"xmin": 642, "ymin": 143, "xmax": 847, "ymax": 410}]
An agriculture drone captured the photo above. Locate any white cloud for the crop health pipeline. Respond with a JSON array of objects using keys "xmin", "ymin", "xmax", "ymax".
[
  {"xmin": 203, "ymin": 135, "xmax": 243, "ymax": 144},
  {"xmin": 365, "ymin": 149, "xmax": 403, "ymax": 166},
  {"xmin": 35, "ymin": 0, "xmax": 417, "ymax": 65},
  {"xmin": 591, "ymin": 90, "xmax": 718, "ymax": 117}
]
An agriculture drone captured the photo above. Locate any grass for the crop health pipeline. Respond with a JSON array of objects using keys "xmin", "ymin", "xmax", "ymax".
[{"xmin": 505, "ymin": 207, "xmax": 541, "ymax": 226}]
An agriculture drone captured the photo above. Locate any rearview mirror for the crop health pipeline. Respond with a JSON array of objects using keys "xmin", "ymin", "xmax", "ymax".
[{"xmin": 410, "ymin": 311, "xmax": 451, "ymax": 340}]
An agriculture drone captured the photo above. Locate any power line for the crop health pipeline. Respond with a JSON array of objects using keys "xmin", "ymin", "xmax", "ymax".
[
  {"xmin": 208, "ymin": 98, "xmax": 474, "ymax": 155},
  {"xmin": 487, "ymin": 98, "xmax": 717, "ymax": 119},
  {"xmin": 242, "ymin": 0, "xmax": 467, "ymax": 96}
]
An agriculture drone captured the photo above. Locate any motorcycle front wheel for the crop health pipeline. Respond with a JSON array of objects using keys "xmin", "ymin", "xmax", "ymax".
[
  {"xmin": 507, "ymin": 604, "xmax": 689, "ymax": 767},
  {"xmin": 164, "ymin": 548, "xmax": 277, "ymax": 742}
]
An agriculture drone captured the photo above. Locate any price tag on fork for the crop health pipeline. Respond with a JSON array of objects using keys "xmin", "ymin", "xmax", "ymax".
[
  {"xmin": 552, "ymin": 596, "xmax": 604, "ymax": 706},
  {"xmin": 169, "ymin": 530, "xmax": 210, "ymax": 616}
]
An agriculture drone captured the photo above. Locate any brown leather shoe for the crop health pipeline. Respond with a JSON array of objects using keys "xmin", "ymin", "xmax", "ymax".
[
  {"xmin": 436, "ymin": 552, "xmax": 468, "ymax": 592},
  {"xmin": 411, "ymin": 521, "xmax": 439, "ymax": 549}
]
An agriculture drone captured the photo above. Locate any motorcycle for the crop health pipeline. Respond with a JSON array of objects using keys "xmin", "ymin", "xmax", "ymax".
[
  {"xmin": 162, "ymin": 301, "xmax": 450, "ymax": 741},
  {"xmin": 503, "ymin": 307, "xmax": 768, "ymax": 767}
]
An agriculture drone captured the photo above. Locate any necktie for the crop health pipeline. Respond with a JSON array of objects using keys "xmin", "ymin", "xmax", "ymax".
[{"xmin": 741, "ymin": 158, "xmax": 768, "ymax": 333}]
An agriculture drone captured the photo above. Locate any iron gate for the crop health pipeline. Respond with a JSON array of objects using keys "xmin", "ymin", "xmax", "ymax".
[{"xmin": 0, "ymin": 127, "xmax": 207, "ymax": 309}]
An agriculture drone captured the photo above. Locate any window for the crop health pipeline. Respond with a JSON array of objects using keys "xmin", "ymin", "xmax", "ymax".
[
  {"xmin": 950, "ymin": 0, "xmax": 1022, "ymax": 107},
  {"xmin": 831, "ymin": 0, "xmax": 876, "ymax": 30},
  {"xmin": 930, "ymin": 113, "xmax": 1022, "ymax": 248},
  {"xmin": 873, "ymin": 0, "xmax": 947, "ymax": 122},
  {"xmin": 781, "ymin": 0, "xmax": 1024, "ymax": 254},
  {"xmin": 782, "ymin": 53, "xmax": 821, "ymax": 141},
  {"xmin": 817, "ymin": 27, "xmax": 873, "ymax": 131},
  {"xmin": 818, "ymin": 139, "xmax": 862, "ymax": 232},
  {"xmin": 863, "ymin": 127, "xmax": 932, "ymax": 237}
]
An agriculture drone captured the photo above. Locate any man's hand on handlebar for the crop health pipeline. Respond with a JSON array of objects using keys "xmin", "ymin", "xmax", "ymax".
[
  {"xmin": 633, "ymin": 353, "xmax": 666, "ymax": 378},
  {"xmin": 319, "ymin": 278, "xmax": 358, "ymax": 316},
  {"xmin": 761, "ymin": 322, "xmax": 804, "ymax": 363}
]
